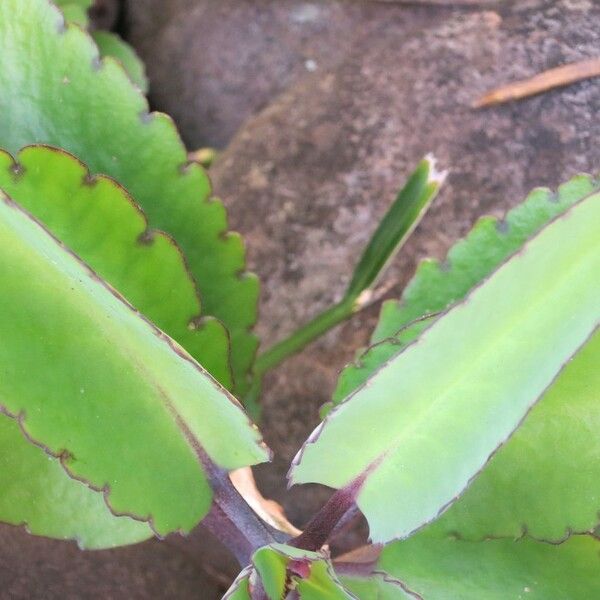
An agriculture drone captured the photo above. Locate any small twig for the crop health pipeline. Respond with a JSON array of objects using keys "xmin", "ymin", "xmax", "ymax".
[{"xmin": 474, "ymin": 57, "xmax": 600, "ymax": 108}]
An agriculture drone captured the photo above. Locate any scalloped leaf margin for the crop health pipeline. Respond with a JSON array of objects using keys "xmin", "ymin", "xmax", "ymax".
[
  {"xmin": 0, "ymin": 190, "xmax": 269, "ymax": 537},
  {"xmin": 0, "ymin": 144, "xmax": 232, "ymax": 388},
  {"xmin": 0, "ymin": 0, "xmax": 259, "ymax": 394}
]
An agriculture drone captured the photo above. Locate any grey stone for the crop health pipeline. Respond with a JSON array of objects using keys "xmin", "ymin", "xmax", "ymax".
[{"xmin": 124, "ymin": 0, "xmax": 422, "ymax": 148}]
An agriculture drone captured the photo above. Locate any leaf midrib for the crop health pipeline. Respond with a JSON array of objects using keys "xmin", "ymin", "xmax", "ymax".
[{"xmin": 381, "ymin": 239, "xmax": 597, "ymax": 464}]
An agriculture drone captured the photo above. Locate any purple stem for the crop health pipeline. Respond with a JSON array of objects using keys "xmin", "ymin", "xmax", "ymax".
[
  {"xmin": 290, "ymin": 483, "xmax": 361, "ymax": 551},
  {"xmin": 202, "ymin": 502, "xmax": 258, "ymax": 566},
  {"xmin": 170, "ymin": 406, "xmax": 285, "ymax": 565},
  {"xmin": 199, "ymin": 453, "xmax": 283, "ymax": 565},
  {"xmin": 329, "ymin": 504, "xmax": 360, "ymax": 541}
]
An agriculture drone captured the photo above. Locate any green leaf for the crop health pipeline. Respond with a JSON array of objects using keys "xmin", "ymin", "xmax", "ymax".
[
  {"xmin": 53, "ymin": 0, "xmax": 92, "ymax": 26},
  {"xmin": 0, "ymin": 145, "xmax": 231, "ymax": 388},
  {"xmin": 0, "ymin": 145, "xmax": 239, "ymax": 545},
  {"xmin": 223, "ymin": 568, "xmax": 253, "ymax": 600},
  {"xmin": 290, "ymin": 194, "xmax": 600, "ymax": 543},
  {"xmin": 426, "ymin": 330, "xmax": 600, "ymax": 541},
  {"xmin": 333, "ymin": 175, "xmax": 598, "ymax": 406},
  {"xmin": 295, "ymin": 561, "xmax": 356, "ymax": 599},
  {"xmin": 56, "ymin": 1, "xmax": 148, "ymax": 93},
  {"xmin": 251, "ymin": 543, "xmax": 355, "ymax": 599},
  {"xmin": 0, "ymin": 0, "xmax": 259, "ymax": 394},
  {"xmin": 377, "ymin": 533, "xmax": 600, "ymax": 599},
  {"xmin": 327, "ymin": 316, "xmax": 433, "ymax": 412},
  {"xmin": 53, "ymin": 0, "xmax": 92, "ymax": 8},
  {"xmin": 330, "ymin": 175, "xmax": 600, "ymax": 538},
  {"xmin": 92, "ymin": 31, "xmax": 149, "ymax": 93},
  {"xmin": 340, "ymin": 572, "xmax": 418, "ymax": 599},
  {"xmin": 345, "ymin": 155, "xmax": 444, "ymax": 302},
  {"xmin": 56, "ymin": 2, "xmax": 89, "ymax": 26},
  {"xmin": 0, "ymin": 192, "xmax": 268, "ymax": 536},
  {"xmin": 253, "ymin": 544, "xmax": 290, "ymax": 599},
  {"xmin": 0, "ymin": 413, "xmax": 152, "ymax": 549}
]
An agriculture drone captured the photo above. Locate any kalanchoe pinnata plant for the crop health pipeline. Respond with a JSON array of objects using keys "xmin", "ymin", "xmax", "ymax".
[{"xmin": 0, "ymin": 1, "xmax": 598, "ymax": 598}]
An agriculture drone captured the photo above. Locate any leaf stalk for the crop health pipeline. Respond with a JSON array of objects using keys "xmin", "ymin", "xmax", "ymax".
[{"xmin": 253, "ymin": 297, "xmax": 357, "ymax": 378}]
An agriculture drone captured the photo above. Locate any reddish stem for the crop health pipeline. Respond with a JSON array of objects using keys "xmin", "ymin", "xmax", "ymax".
[{"xmin": 290, "ymin": 482, "xmax": 361, "ymax": 551}]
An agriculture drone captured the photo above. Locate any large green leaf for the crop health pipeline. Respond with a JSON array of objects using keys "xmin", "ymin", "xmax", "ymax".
[
  {"xmin": 425, "ymin": 330, "xmax": 600, "ymax": 541},
  {"xmin": 0, "ymin": 145, "xmax": 231, "ymax": 388},
  {"xmin": 327, "ymin": 316, "xmax": 433, "ymax": 412},
  {"xmin": 0, "ymin": 145, "xmax": 234, "ymax": 546},
  {"xmin": 0, "ymin": 413, "xmax": 152, "ymax": 548},
  {"xmin": 334, "ymin": 175, "xmax": 598, "ymax": 404},
  {"xmin": 340, "ymin": 573, "xmax": 416, "ymax": 600},
  {"xmin": 0, "ymin": 0, "xmax": 259, "ymax": 394},
  {"xmin": 0, "ymin": 192, "xmax": 268, "ymax": 536},
  {"xmin": 377, "ymin": 533, "xmax": 600, "ymax": 599},
  {"xmin": 330, "ymin": 175, "xmax": 600, "ymax": 539},
  {"xmin": 290, "ymin": 195, "xmax": 600, "ymax": 543}
]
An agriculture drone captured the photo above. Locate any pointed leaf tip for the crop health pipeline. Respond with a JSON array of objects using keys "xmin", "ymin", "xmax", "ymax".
[
  {"xmin": 424, "ymin": 153, "xmax": 448, "ymax": 186},
  {"xmin": 344, "ymin": 156, "xmax": 444, "ymax": 302}
]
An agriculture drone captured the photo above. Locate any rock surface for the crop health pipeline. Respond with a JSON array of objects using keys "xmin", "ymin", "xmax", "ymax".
[
  {"xmin": 4, "ymin": 0, "xmax": 600, "ymax": 598},
  {"xmin": 124, "ymin": 0, "xmax": 422, "ymax": 148}
]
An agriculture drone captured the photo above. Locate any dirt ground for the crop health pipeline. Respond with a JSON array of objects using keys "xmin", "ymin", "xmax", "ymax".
[{"xmin": 3, "ymin": 0, "xmax": 600, "ymax": 597}]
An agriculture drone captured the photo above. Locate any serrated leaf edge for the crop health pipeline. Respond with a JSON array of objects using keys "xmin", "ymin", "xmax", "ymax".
[
  {"xmin": 373, "ymin": 175, "xmax": 599, "ymax": 342},
  {"xmin": 0, "ymin": 191, "xmax": 270, "ymax": 536},
  {"xmin": 1, "ymin": 143, "xmax": 234, "ymax": 387},
  {"xmin": 289, "ymin": 195, "xmax": 600, "ymax": 545},
  {"xmin": 46, "ymin": 0, "xmax": 260, "ymax": 390}
]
